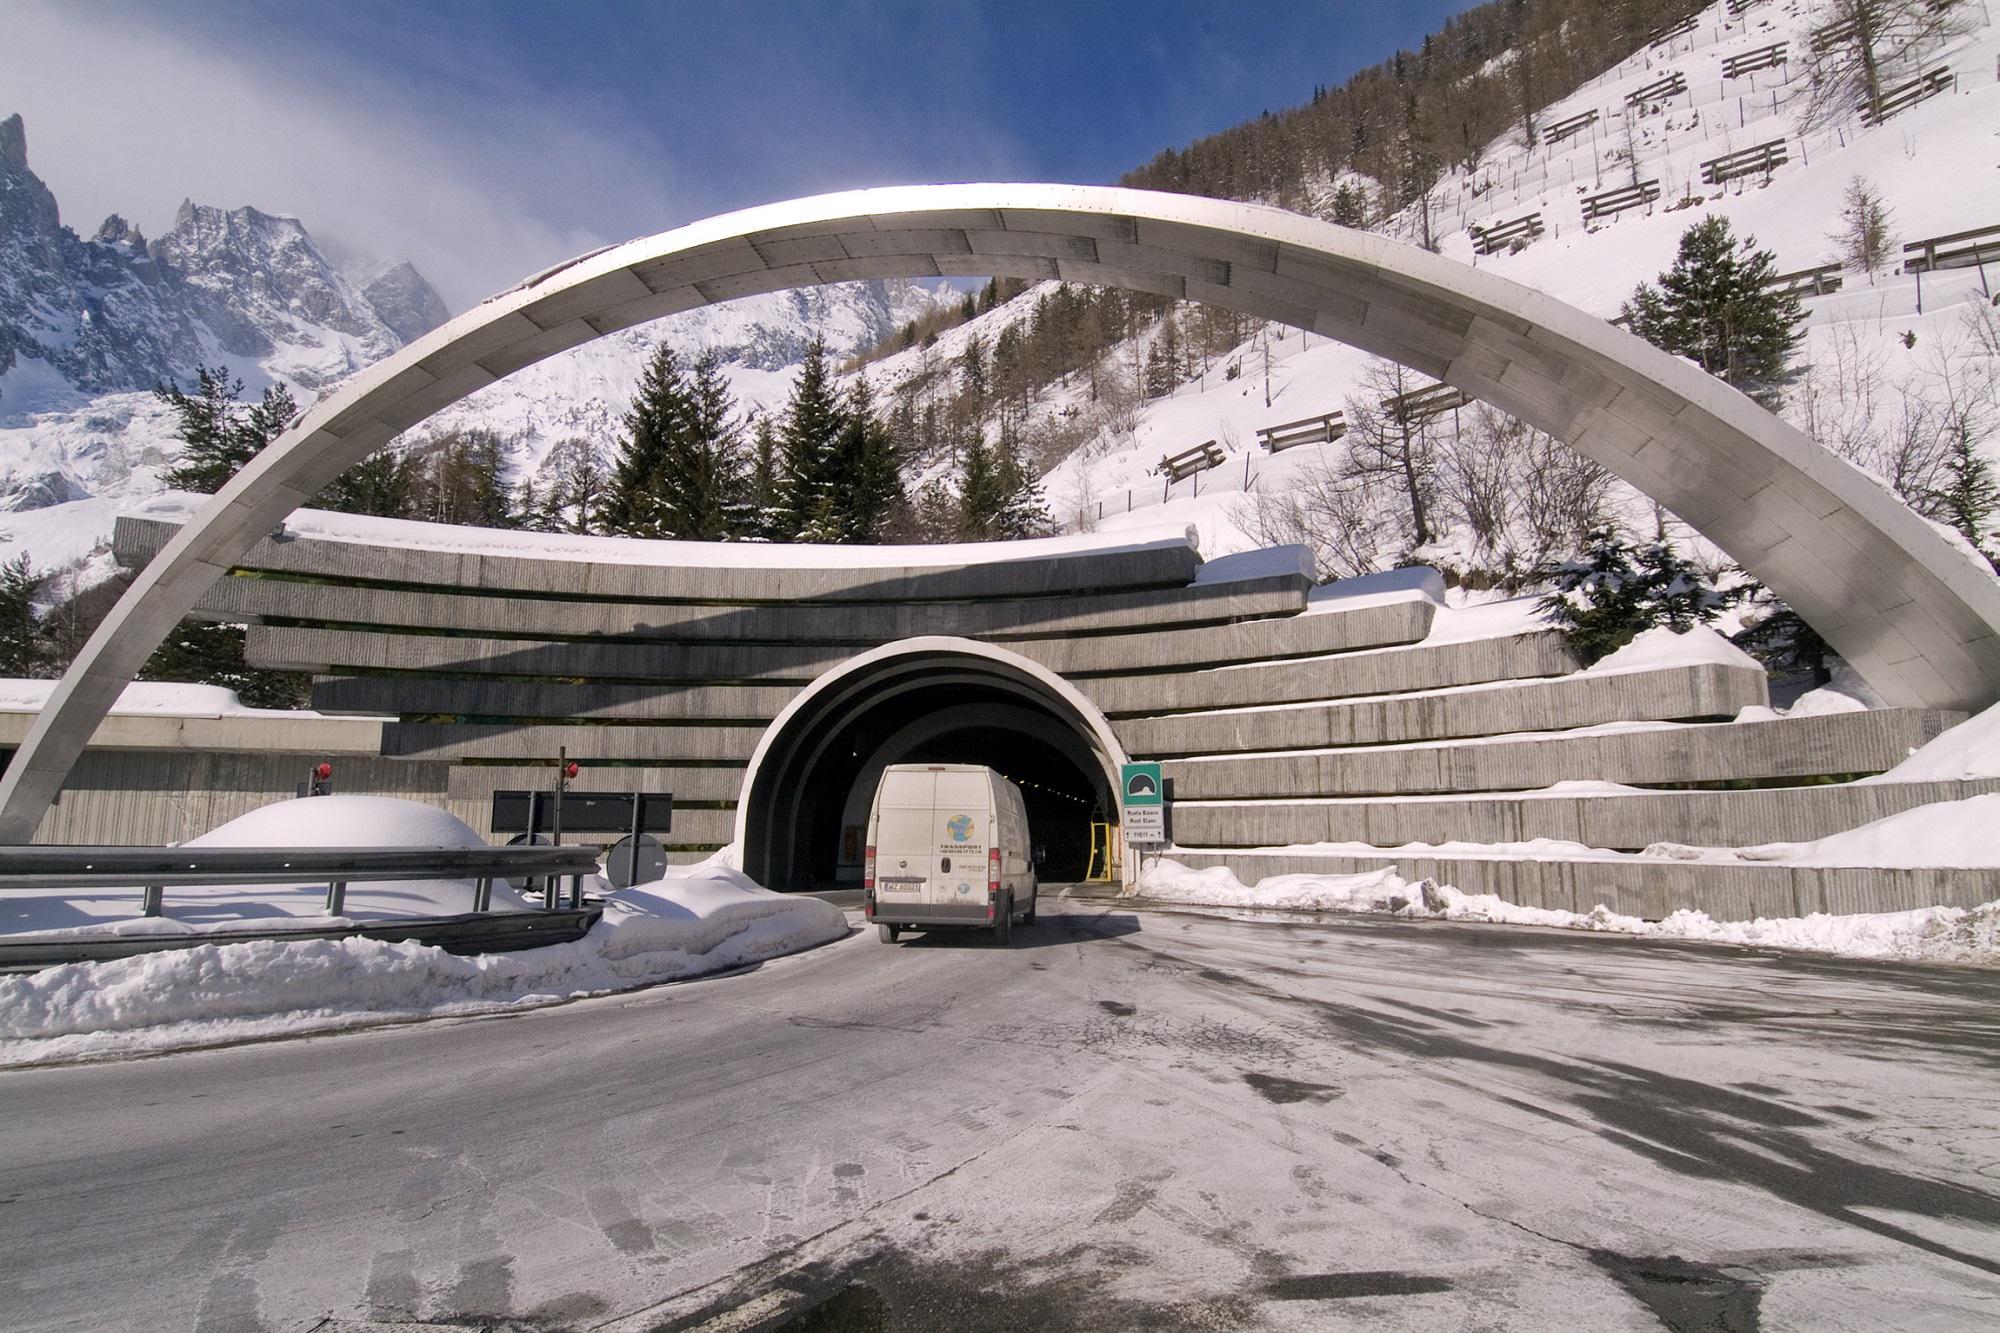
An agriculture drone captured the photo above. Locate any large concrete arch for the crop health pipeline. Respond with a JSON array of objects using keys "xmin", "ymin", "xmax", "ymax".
[
  {"xmin": 734, "ymin": 636, "xmax": 1129, "ymax": 888},
  {"xmin": 5, "ymin": 182, "xmax": 1999, "ymax": 843}
]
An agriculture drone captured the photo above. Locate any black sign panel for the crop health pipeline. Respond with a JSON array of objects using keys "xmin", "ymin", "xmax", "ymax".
[{"xmin": 491, "ymin": 790, "xmax": 673, "ymax": 834}]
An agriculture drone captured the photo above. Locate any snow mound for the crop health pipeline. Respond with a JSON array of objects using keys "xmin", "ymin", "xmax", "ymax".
[
  {"xmin": 1864, "ymin": 701, "xmax": 2000, "ymax": 784},
  {"xmin": 0, "ymin": 864, "xmax": 847, "ymax": 1065},
  {"xmin": 186, "ymin": 794, "xmax": 487, "ymax": 850},
  {"xmin": 1588, "ymin": 624, "xmax": 1760, "ymax": 676},
  {"xmin": 2, "ymin": 796, "xmax": 524, "ymax": 939},
  {"xmin": 1137, "ymin": 859, "xmax": 2000, "ymax": 967},
  {"xmin": 1647, "ymin": 794, "xmax": 2000, "ymax": 868},
  {"xmin": 1786, "ymin": 658, "xmax": 1887, "ymax": 717}
]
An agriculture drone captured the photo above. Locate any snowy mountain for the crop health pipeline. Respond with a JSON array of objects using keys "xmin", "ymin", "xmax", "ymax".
[{"xmin": 0, "ymin": 105, "xmax": 947, "ymax": 582}]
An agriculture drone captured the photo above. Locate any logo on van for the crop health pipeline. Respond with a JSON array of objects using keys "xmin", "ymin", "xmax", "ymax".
[{"xmin": 946, "ymin": 814, "xmax": 974, "ymax": 841}]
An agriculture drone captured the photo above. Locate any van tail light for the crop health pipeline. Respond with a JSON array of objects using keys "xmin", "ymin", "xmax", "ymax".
[
  {"xmin": 988, "ymin": 847, "xmax": 1000, "ymax": 893},
  {"xmin": 864, "ymin": 845, "xmax": 876, "ymax": 892}
]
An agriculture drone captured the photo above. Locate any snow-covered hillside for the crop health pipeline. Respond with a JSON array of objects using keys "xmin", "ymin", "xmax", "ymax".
[
  {"xmin": 863, "ymin": 0, "xmax": 2000, "ymax": 575},
  {"xmin": 6, "ymin": 0, "xmax": 1997, "ymax": 602}
]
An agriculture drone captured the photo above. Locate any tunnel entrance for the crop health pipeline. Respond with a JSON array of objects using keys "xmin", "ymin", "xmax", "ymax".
[{"xmin": 739, "ymin": 641, "xmax": 1125, "ymax": 891}]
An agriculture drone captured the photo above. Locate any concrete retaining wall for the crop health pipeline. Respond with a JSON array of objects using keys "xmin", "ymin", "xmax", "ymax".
[
  {"xmin": 1163, "ymin": 709, "xmax": 1964, "ymax": 799},
  {"xmin": 1160, "ymin": 849, "xmax": 2000, "ymax": 920},
  {"xmin": 1117, "ymin": 662, "xmax": 1766, "ymax": 755},
  {"xmin": 1170, "ymin": 778, "xmax": 2000, "ymax": 850},
  {"xmin": 1081, "ymin": 631, "xmax": 1577, "ymax": 715}
]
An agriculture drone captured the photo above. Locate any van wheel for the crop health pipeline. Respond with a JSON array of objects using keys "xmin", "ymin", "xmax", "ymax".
[
  {"xmin": 1021, "ymin": 894, "xmax": 1037, "ymax": 926},
  {"xmin": 878, "ymin": 924, "xmax": 900, "ymax": 943},
  {"xmin": 992, "ymin": 896, "xmax": 1012, "ymax": 946}
]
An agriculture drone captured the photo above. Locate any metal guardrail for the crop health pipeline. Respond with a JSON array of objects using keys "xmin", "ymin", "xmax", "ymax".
[{"xmin": 0, "ymin": 844, "xmax": 604, "ymax": 917}]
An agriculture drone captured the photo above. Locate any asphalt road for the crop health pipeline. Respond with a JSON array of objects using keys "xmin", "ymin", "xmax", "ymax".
[{"xmin": 2, "ymin": 891, "xmax": 1998, "ymax": 1332}]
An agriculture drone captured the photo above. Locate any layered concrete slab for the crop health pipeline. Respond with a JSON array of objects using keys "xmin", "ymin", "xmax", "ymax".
[
  {"xmin": 314, "ymin": 676, "xmax": 799, "ymax": 724},
  {"xmin": 16, "ymin": 183, "xmax": 1996, "ymax": 844},
  {"xmin": 1162, "ymin": 709, "xmax": 1966, "ymax": 799},
  {"xmin": 112, "ymin": 515, "xmax": 1204, "ymax": 606},
  {"xmin": 1118, "ymin": 662, "xmax": 1768, "ymax": 756},
  {"xmin": 252, "ymin": 626, "xmax": 848, "ymax": 685},
  {"xmin": 1160, "ymin": 849, "xmax": 2000, "ymax": 920},
  {"xmin": 381, "ymin": 721, "xmax": 767, "ymax": 763},
  {"xmin": 444, "ymin": 764, "xmax": 745, "ymax": 804},
  {"xmin": 1079, "ymin": 630, "xmax": 1577, "ymax": 715},
  {"xmin": 1169, "ymin": 778, "xmax": 2000, "ymax": 850},
  {"xmin": 179, "ymin": 550, "xmax": 1310, "ymax": 643}
]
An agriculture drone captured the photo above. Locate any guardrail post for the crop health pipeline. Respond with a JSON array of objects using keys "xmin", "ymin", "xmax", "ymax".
[
  {"xmin": 325, "ymin": 881, "xmax": 347, "ymax": 916},
  {"xmin": 568, "ymin": 873, "xmax": 584, "ymax": 910},
  {"xmin": 142, "ymin": 885, "xmax": 163, "ymax": 917},
  {"xmin": 474, "ymin": 876, "xmax": 492, "ymax": 914}
]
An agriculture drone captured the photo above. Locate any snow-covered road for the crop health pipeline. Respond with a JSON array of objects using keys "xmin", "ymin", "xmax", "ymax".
[{"xmin": 1, "ymin": 893, "xmax": 1996, "ymax": 1331}]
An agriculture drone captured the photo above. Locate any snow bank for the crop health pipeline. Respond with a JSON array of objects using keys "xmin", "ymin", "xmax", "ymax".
[
  {"xmin": 1646, "ymin": 795, "xmax": 2000, "ymax": 868},
  {"xmin": 1864, "ymin": 700, "xmax": 2000, "ymax": 784},
  {"xmin": 1587, "ymin": 624, "xmax": 1760, "ymax": 676},
  {"xmin": 0, "ymin": 865, "xmax": 847, "ymax": 1066},
  {"xmin": 1136, "ymin": 860, "xmax": 2000, "ymax": 967},
  {"xmin": 0, "ymin": 678, "xmax": 322, "ymax": 718}
]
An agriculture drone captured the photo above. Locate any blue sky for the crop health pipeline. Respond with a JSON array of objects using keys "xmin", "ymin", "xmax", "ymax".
[{"xmin": 7, "ymin": 0, "xmax": 1468, "ymax": 309}]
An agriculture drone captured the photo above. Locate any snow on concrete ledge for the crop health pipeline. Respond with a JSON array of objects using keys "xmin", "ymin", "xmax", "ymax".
[
  {"xmin": 0, "ymin": 862, "xmax": 848, "ymax": 1067},
  {"xmin": 1863, "ymin": 699, "xmax": 2000, "ymax": 784},
  {"xmin": 1135, "ymin": 859, "xmax": 2000, "ymax": 968},
  {"xmin": 128, "ymin": 493, "xmax": 1199, "ymax": 572},
  {"xmin": 0, "ymin": 679, "xmax": 322, "ymax": 720}
]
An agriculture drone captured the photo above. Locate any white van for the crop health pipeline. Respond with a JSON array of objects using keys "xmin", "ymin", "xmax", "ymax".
[{"xmin": 864, "ymin": 764, "xmax": 1038, "ymax": 944}]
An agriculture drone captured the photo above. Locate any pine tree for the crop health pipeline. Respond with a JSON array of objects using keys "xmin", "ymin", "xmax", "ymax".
[
  {"xmin": 684, "ymin": 351, "xmax": 749, "ymax": 540},
  {"xmin": 991, "ymin": 427, "xmax": 1053, "ymax": 540},
  {"xmin": 956, "ymin": 431, "xmax": 1008, "ymax": 540},
  {"xmin": 0, "ymin": 554, "xmax": 44, "ymax": 678},
  {"xmin": 1538, "ymin": 526, "xmax": 1735, "ymax": 662},
  {"xmin": 774, "ymin": 337, "xmax": 846, "ymax": 541},
  {"xmin": 137, "ymin": 621, "xmax": 309, "ymax": 709},
  {"xmin": 603, "ymin": 343, "xmax": 694, "ymax": 537},
  {"xmin": 1931, "ymin": 433, "xmax": 1999, "ymax": 566},
  {"xmin": 827, "ymin": 377, "xmax": 904, "ymax": 543},
  {"xmin": 747, "ymin": 415, "xmax": 783, "ymax": 541},
  {"xmin": 157, "ymin": 369, "xmax": 297, "ymax": 494},
  {"xmin": 1621, "ymin": 215, "xmax": 1803, "ymax": 407},
  {"xmin": 321, "ymin": 448, "xmax": 417, "ymax": 518}
]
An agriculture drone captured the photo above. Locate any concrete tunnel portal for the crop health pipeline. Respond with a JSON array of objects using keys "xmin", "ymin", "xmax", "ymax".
[{"xmin": 737, "ymin": 640, "xmax": 1128, "ymax": 890}]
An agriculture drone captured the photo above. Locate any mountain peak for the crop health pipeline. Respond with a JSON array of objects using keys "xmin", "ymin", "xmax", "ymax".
[{"xmin": 0, "ymin": 114, "xmax": 26, "ymax": 172}]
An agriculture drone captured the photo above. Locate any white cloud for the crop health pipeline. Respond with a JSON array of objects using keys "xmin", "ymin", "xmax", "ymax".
[{"xmin": 1, "ymin": 1, "xmax": 700, "ymax": 310}]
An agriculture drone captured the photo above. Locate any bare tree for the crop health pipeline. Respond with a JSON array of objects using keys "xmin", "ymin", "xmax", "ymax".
[
  {"xmin": 1831, "ymin": 175, "xmax": 1896, "ymax": 274},
  {"xmin": 1235, "ymin": 454, "xmax": 1395, "ymax": 581},
  {"xmin": 1801, "ymin": 0, "xmax": 1973, "ymax": 129},
  {"xmin": 1343, "ymin": 358, "xmax": 1441, "ymax": 551},
  {"xmin": 1791, "ymin": 323, "xmax": 1888, "ymax": 463}
]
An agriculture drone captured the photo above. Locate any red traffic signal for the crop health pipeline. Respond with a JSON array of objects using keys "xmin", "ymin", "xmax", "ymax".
[
  {"xmin": 315, "ymin": 763, "xmax": 333, "ymax": 781},
  {"xmin": 563, "ymin": 762, "xmax": 580, "ymax": 780}
]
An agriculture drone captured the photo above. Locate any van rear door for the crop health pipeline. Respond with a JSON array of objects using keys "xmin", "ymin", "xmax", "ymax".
[
  {"xmin": 930, "ymin": 768, "xmax": 992, "ymax": 909},
  {"xmin": 874, "ymin": 770, "xmax": 936, "ymax": 904}
]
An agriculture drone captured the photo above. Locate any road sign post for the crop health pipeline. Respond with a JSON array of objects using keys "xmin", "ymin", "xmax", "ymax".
[{"xmin": 1120, "ymin": 762, "xmax": 1165, "ymax": 848}]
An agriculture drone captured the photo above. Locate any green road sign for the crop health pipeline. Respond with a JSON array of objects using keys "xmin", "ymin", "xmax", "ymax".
[
  {"xmin": 1121, "ymin": 762, "xmax": 1165, "ymax": 846},
  {"xmin": 1121, "ymin": 763, "xmax": 1163, "ymax": 806}
]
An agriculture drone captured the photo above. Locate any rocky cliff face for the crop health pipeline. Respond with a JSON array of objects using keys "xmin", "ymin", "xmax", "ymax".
[{"xmin": 0, "ymin": 112, "xmax": 449, "ymax": 406}]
